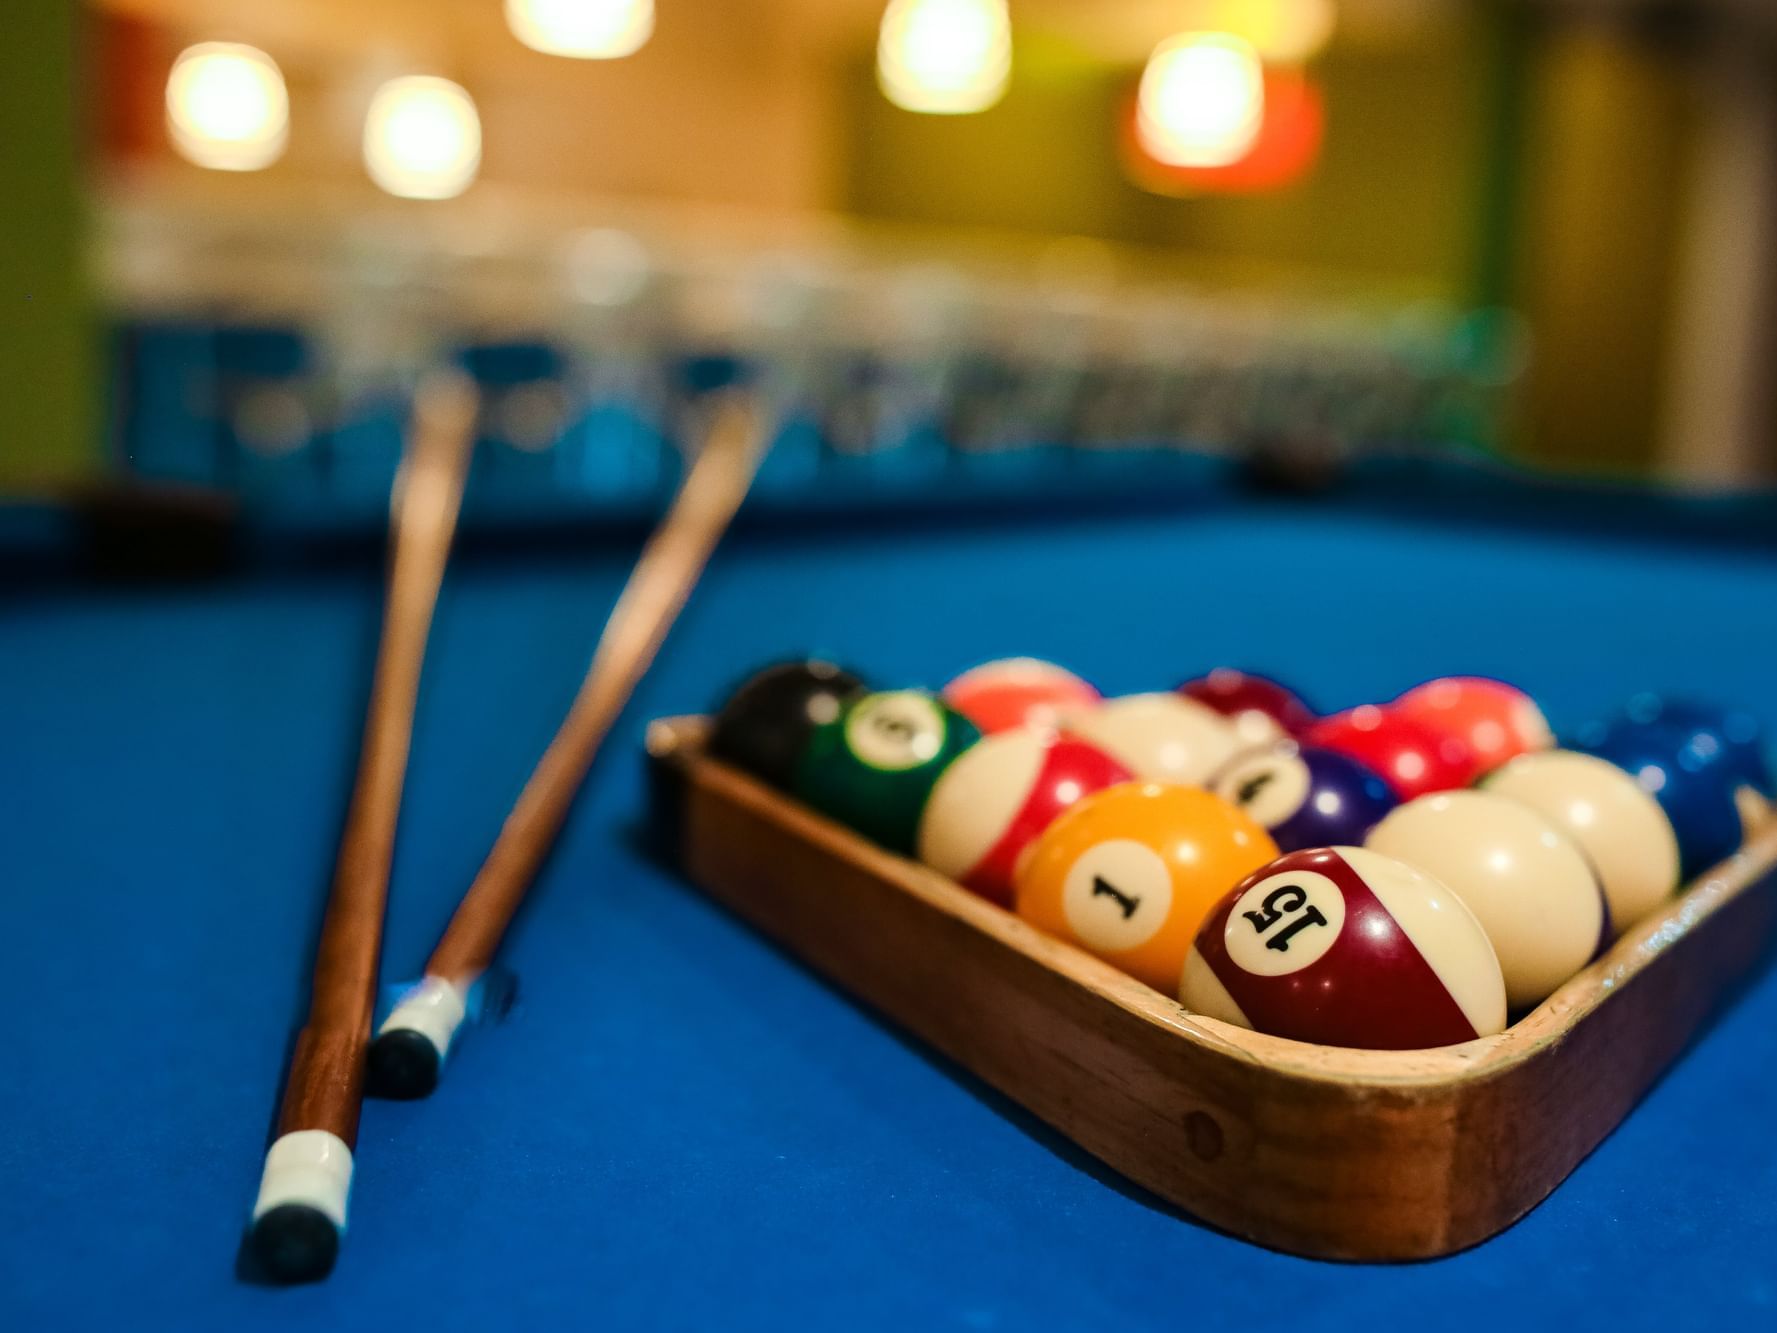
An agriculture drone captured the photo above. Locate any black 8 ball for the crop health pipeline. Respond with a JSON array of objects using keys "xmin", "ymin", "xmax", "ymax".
[{"xmin": 709, "ymin": 660, "xmax": 869, "ymax": 789}]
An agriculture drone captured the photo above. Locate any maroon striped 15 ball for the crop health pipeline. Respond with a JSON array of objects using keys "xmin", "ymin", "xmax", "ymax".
[{"xmin": 1181, "ymin": 846, "xmax": 1508, "ymax": 1049}]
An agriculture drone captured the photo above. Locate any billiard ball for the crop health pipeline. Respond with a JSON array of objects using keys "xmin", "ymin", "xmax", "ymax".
[
  {"xmin": 1366, "ymin": 790, "xmax": 1606, "ymax": 1009},
  {"xmin": 1180, "ymin": 846, "xmax": 1506, "ymax": 1049},
  {"xmin": 708, "ymin": 659, "xmax": 868, "ymax": 789},
  {"xmin": 1178, "ymin": 668, "xmax": 1317, "ymax": 745},
  {"xmin": 1209, "ymin": 741, "xmax": 1396, "ymax": 851},
  {"xmin": 1391, "ymin": 676, "xmax": 1552, "ymax": 777},
  {"xmin": 793, "ymin": 689, "xmax": 982, "ymax": 854},
  {"xmin": 1014, "ymin": 782, "xmax": 1279, "ymax": 993},
  {"xmin": 1621, "ymin": 696, "xmax": 1771, "ymax": 790},
  {"xmin": 1482, "ymin": 750, "xmax": 1679, "ymax": 935},
  {"xmin": 1303, "ymin": 705, "xmax": 1478, "ymax": 799},
  {"xmin": 1066, "ymin": 693, "xmax": 1244, "ymax": 786},
  {"xmin": 1578, "ymin": 695, "xmax": 1773, "ymax": 835},
  {"xmin": 942, "ymin": 657, "xmax": 1100, "ymax": 734},
  {"xmin": 1572, "ymin": 725, "xmax": 1746, "ymax": 880},
  {"xmin": 917, "ymin": 730, "xmax": 1132, "ymax": 906}
]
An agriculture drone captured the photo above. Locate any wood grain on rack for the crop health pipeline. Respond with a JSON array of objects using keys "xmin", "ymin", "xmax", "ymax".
[{"xmin": 647, "ymin": 715, "xmax": 1777, "ymax": 1261}]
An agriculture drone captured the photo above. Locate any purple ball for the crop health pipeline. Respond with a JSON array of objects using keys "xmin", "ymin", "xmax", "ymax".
[{"xmin": 1210, "ymin": 741, "xmax": 1398, "ymax": 851}]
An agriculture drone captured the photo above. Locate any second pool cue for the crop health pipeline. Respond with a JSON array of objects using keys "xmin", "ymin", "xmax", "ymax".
[
  {"xmin": 247, "ymin": 373, "xmax": 476, "ymax": 1282},
  {"xmin": 367, "ymin": 389, "xmax": 765, "ymax": 1098}
]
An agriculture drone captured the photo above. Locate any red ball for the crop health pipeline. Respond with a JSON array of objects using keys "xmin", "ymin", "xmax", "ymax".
[
  {"xmin": 1178, "ymin": 669, "xmax": 1317, "ymax": 743},
  {"xmin": 917, "ymin": 730, "xmax": 1132, "ymax": 906},
  {"xmin": 1180, "ymin": 846, "xmax": 1506, "ymax": 1049},
  {"xmin": 1303, "ymin": 705, "xmax": 1478, "ymax": 798},
  {"xmin": 943, "ymin": 658, "xmax": 1100, "ymax": 735},
  {"xmin": 1392, "ymin": 676, "xmax": 1552, "ymax": 777}
]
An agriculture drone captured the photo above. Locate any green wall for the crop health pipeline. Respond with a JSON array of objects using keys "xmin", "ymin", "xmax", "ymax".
[
  {"xmin": 1, "ymin": 4, "xmax": 95, "ymax": 488},
  {"xmin": 1507, "ymin": 25, "xmax": 1693, "ymax": 472},
  {"xmin": 841, "ymin": 18, "xmax": 1509, "ymax": 304}
]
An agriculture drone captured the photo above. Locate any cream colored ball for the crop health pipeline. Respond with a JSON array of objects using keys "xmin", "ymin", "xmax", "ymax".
[
  {"xmin": 1065, "ymin": 693, "xmax": 1242, "ymax": 787},
  {"xmin": 1483, "ymin": 749, "xmax": 1680, "ymax": 936},
  {"xmin": 1366, "ymin": 790, "xmax": 1605, "ymax": 1009}
]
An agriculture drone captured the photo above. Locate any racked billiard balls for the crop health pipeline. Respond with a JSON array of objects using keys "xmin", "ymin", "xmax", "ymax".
[
  {"xmin": 1304, "ymin": 705, "xmax": 1478, "ymax": 799},
  {"xmin": 1209, "ymin": 741, "xmax": 1396, "ymax": 851},
  {"xmin": 792, "ymin": 689, "xmax": 981, "ymax": 854},
  {"xmin": 1572, "ymin": 725, "xmax": 1745, "ymax": 880},
  {"xmin": 917, "ymin": 729, "xmax": 1131, "ymax": 906},
  {"xmin": 942, "ymin": 657, "xmax": 1100, "ymax": 734},
  {"xmin": 1366, "ymin": 790, "xmax": 1605, "ymax": 1009},
  {"xmin": 708, "ymin": 659, "xmax": 868, "ymax": 789},
  {"xmin": 1180, "ymin": 846, "xmax": 1506, "ymax": 1049},
  {"xmin": 1066, "ymin": 693, "xmax": 1244, "ymax": 787},
  {"xmin": 1391, "ymin": 676, "xmax": 1552, "ymax": 778},
  {"xmin": 1014, "ymin": 782, "xmax": 1278, "ymax": 993},
  {"xmin": 1482, "ymin": 749, "xmax": 1680, "ymax": 935},
  {"xmin": 1178, "ymin": 668, "xmax": 1317, "ymax": 745}
]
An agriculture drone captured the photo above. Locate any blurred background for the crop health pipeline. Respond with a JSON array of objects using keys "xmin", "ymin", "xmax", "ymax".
[{"xmin": 4, "ymin": 1, "xmax": 1774, "ymax": 538}]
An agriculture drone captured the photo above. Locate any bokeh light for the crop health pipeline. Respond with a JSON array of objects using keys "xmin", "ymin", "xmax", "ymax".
[
  {"xmin": 1136, "ymin": 33, "xmax": 1266, "ymax": 169},
  {"xmin": 1184, "ymin": 0, "xmax": 1337, "ymax": 63},
  {"xmin": 1126, "ymin": 66, "xmax": 1324, "ymax": 195},
  {"xmin": 505, "ymin": 0, "xmax": 655, "ymax": 60},
  {"xmin": 362, "ymin": 76, "xmax": 482, "ymax": 201},
  {"xmin": 165, "ymin": 43, "xmax": 289, "ymax": 172},
  {"xmin": 877, "ymin": 0, "xmax": 1013, "ymax": 115}
]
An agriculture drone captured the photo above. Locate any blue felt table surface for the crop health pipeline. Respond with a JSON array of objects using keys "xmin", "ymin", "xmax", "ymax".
[{"xmin": 5, "ymin": 496, "xmax": 1777, "ymax": 1330}]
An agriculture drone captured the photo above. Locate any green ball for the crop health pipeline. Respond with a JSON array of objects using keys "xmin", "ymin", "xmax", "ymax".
[{"xmin": 793, "ymin": 689, "xmax": 982, "ymax": 854}]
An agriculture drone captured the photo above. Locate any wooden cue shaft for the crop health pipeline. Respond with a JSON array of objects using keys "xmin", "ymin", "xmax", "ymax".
[
  {"xmin": 274, "ymin": 375, "xmax": 475, "ymax": 1144},
  {"xmin": 424, "ymin": 391, "xmax": 762, "ymax": 990}
]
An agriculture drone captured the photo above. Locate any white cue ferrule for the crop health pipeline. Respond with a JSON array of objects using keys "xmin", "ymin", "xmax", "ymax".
[
  {"xmin": 253, "ymin": 1130, "xmax": 353, "ymax": 1229},
  {"xmin": 378, "ymin": 975, "xmax": 468, "ymax": 1060}
]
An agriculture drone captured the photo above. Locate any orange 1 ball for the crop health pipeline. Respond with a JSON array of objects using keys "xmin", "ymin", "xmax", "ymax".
[
  {"xmin": 1014, "ymin": 782, "xmax": 1279, "ymax": 993},
  {"xmin": 1392, "ymin": 676, "xmax": 1553, "ymax": 778}
]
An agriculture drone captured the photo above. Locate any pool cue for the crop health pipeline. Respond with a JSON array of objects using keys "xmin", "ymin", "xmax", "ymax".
[
  {"xmin": 248, "ymin": 373, "xmax": 477, "ymax": 1282},
  {"xmin": 367, "ymin": 389, "xmax": 764, "ymax": 1099}
]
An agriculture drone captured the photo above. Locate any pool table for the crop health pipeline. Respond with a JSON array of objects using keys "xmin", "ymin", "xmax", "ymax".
[{"xmin": 6, "ymin": 476, "xmax": 1777, "ymax": 1330}]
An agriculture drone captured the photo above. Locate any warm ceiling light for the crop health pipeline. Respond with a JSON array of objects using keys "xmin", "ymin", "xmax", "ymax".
[
  {"xmin": 1136, "ymin": 33, "xmax": 1265, "ymax": 169},
  {"xmin": 877, "ymin": 0, "xmax": 1012, "ymax": 115},
  {"xmin": 1185, "ymin": 0, "xmax": 1337, "ymax": 63},
  {"xmin": 1125, "ymin": 66, "xmax": 1325, "ymax": 196},
  {"xmin": 165, "ymin": 42, "xmax": 289, "ymax": 171},
  {"xmin": 362, "ymin": 76, "xmax": 481, "ymax": 200},
  {"xmin": 505, "ymin": 0, "xmax": 655, "ymax": 59}
]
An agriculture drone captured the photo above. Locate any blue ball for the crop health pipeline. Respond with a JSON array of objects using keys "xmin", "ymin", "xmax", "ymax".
[
  {"xmin": 1575, "ymin": 727, "xmax": 1745, "ymax": 881},
  {"xmin": 1210, "ymin": 741, "xmax": 1397, "ymax": 851},
  {"xmin": 1610, "ymin": 695, "xmax": 1773, "ymax": 796}
]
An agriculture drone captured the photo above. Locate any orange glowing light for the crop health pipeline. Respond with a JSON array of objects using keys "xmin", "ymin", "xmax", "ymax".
[{"xmin": 1124, "ymin": 65, "xmax": 1325, "ymax": 195}]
